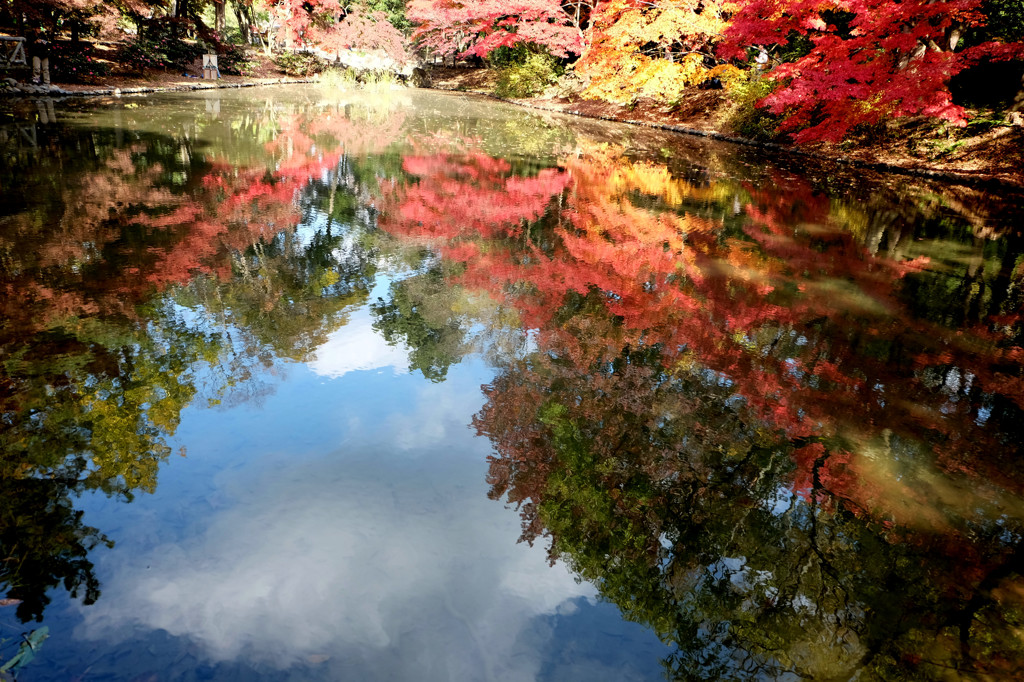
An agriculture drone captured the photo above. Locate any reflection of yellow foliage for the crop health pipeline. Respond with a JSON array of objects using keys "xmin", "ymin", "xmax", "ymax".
[
  {"xmin": 829, "ymin": 199, "xmax": 873, "ymax": 241},
  {"xmin": 563, "ymin": 144, "xmax": 726, "ymax": 262},
  {"xmin": 578, "ymin": 143, "xmax": 731, "ymax": 209},
  {"xmin": 316, "ymin": 268, "xmax": 342, "ymax": 293},
  {"xmin": 610, "ymin": 157, "xmax": 696, "ymax": 208},
  {"xmin": 82, "ymin": 355, "xmax": 193, "ymax": 495}
]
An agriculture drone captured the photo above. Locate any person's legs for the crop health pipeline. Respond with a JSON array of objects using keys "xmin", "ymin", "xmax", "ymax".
[
  {"xmin": 41, "ymin": 57, "xmax": 50, "ymax": 86},
  {"xmin": 32, "ymin": 55, "xmax": 40, "ymax": 84}
]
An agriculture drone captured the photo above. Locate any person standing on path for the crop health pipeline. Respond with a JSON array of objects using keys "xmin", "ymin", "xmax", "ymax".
[{"xmin": 27, "ymin": 30, "xmax": 51, "ymax": 87}]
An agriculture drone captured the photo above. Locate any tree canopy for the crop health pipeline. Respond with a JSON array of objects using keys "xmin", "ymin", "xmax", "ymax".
[
  {"xmin": 4, "ymin": 0, "xmax": 1022, "ymax": 141},
  {"xmin": 719, "ymin": 0, "xmax": 1024, "ymax": 141},
  {"xmin": 406, "ymin": 0, "xmax": 1024, "ymax": 139}
]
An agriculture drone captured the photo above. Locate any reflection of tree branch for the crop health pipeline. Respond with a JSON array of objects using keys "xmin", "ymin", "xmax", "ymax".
[
  {"xmin": 949, "ymin": 541, "xmax": 1024, "ymax": 667},
  {"xmin": 725, "ymin": 450, "xmax": 779, "ymax": 550},
  {"xmin": 807, "ymin": 450, "xmax": 876, "ymax": 675}
]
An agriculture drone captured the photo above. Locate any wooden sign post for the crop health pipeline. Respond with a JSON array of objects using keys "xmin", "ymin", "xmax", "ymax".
[{"xmin": 202, "ymin": 54, "xmax": 219, "ymax": 80}]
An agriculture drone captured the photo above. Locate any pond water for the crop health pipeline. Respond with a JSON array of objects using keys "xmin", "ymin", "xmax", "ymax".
[{"xmin": 1, "ymin": 86, "xmax": 1023, "ymax": 681}]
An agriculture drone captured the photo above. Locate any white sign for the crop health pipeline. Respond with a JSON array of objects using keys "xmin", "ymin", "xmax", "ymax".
[{"xmin": 203, "ymin": 54, "xmax": 218, "ymax": 69}]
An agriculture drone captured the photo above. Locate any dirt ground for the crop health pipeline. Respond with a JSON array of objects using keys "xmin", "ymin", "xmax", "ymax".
[{"xmin": 46, "ymin": 51, "xmax": 294, "ymax": 93}]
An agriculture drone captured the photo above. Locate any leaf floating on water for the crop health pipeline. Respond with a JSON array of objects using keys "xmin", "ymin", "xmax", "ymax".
[
  {"xmin": 0, "ymin": 626, "xmax": 49, "ymax": 673},
  {"xmin": 26, "ymin": 627, "xmax": 49, "ymax": 647}
]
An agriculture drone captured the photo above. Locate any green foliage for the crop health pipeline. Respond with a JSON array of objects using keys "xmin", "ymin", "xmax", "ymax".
[
  {"xmin": 371, "ymin": 269, "xmax": 469, "ymax": 382},
  {"xmin": 216, "ymin": 44, "xmax": 259, "ymax": 77},
  {"xmin": 355, "ymin": 0, "xmax": 411, "ymax": 32},
  {"xmin": 317, "ymin": 67, "xmax": 358, "ymax": 89},
  {"xmin": 771, "ymin": 32, "xmax": 814, "ymax": 64},
  {"xmin": 50, "ymin": 42, "xmax": 111, "ymax": 83},
  {"xmin": 118, "ymin": 20, "xmax": 208, "ymax": 74},
  {"xmin": 486, "ymin": 43, "xmax": 538, "ymax": 68},
  {"xmin": 358, "ymin": 70, "xmax": 399, "ymax": 88},
  {"xmin": 117, "ymin": 39, "xmax": 165, "ymax": 74},
  {"xmin": 963, "ymin": 111, "xmax": 1013, "ymax": 134},
  {"xmin": 927, "ymin": 137, "xmax": 968, "ymax": 159},
  {"xmin": 727, "ymin": 75, "xmax": 784, "ymax": 141},
  {"xmin": 494, "ymin": 52, "xmax": 562, "ymax": 99},
  {"xmin": 274, "ymin": 51, "xmax": 332, "ymax": 77},
  {"xmin": 977, "ymin": 0, "xmax": 1024, "ymax": 42}
]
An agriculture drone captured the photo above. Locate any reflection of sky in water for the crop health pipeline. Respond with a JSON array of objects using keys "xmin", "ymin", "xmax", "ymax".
[
  {"xmin": 307, "ymin": 306, "xmax": 409, "ymax": 379},
  {"xmin": 19, "ymin": 298, "xmax": 666, "ymax": 681},
  {"xmin": 6, "ymin": 85, "xmax": 1023, "ymax": 682}
]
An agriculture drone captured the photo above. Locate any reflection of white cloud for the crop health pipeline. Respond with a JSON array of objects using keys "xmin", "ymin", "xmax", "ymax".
[
  {"xmin": 387, "ymin": 385, "xmax": 472, "ymax": 451},
  {"xmin": 307, "ymin": 308, "xmax": 408, "ymax": 379},
  {"xmin": 76, "ymin": 450, "xmax": 594, "ymax": 680}
]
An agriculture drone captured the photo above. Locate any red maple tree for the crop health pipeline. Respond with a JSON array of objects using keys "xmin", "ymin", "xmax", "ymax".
[
  {"xmin": 408, "ymin": 0, "xmax": 588, "ymax": 59},
  {"xmin": 719, "ymin": 0, "xmax": 1024, "ymax": 142},
  {"xmin": 258, "ymin": 0, "xmax": 407, "ymax": 62}
]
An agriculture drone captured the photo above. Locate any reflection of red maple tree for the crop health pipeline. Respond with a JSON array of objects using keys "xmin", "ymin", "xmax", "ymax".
[
  {"xmin": 1, "ymin": 101, "xmax": 405, "ymax": 337},
  {"xmin": 380, "ymin": 152, "xmax": 571, "ymax": 241},
  {"xmin": 379, "ymin": 145, "xmax": 1024, "ymax": 526}
]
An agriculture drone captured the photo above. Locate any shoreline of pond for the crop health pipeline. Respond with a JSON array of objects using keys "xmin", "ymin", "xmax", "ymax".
[
  {"xmin": 474, "ymin": 92, "xmax": 1024, "ymax": 191},
  {"xmin": 1, "ymin": 76, "xmax": 313, "ymax": 98},
  {"xmin": 3, "ymin": 74, "xmax": 1021, "ymax": 190},
  {"xmin": 423, "ymin": 67, "xmax": 1024, "ymax": 191}
]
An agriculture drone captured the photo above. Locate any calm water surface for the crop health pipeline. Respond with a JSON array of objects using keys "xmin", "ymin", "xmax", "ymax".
[{"xmin": 1, "ymin": 86, "xmax": 1023, "ymax": 680}]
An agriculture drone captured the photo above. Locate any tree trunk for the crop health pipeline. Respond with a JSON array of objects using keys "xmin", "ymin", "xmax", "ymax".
[
  {"xmin": 214, "ymin": 0, "xmax": 226, "ymax": 35},
  {"xmin": 232, "ymin": 0, "xmax": 251, "ymax": 44},
  {"xmin": 170, "ymin": 0, "xmax": 183, "ymax": 38},
  {"xmin": 1011, "ymin": 71, "xmax": 1024, "ymax": 113},
  {"xmin": 0, "ymin": 0, "xmax": 12, "ymax": 29}
]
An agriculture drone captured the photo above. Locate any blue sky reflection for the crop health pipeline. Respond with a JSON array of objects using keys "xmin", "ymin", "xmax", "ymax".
[{"xmin": 63, "ymin": 321, "xmax": 664, "ymax": 680}]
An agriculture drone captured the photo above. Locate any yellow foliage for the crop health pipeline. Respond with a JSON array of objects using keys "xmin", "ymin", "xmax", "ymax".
[
  {"xmin": 576, "ymin": 0, "xmax": 733, "ymax": 104},
  {"xmin": 583, "ymin": 53, "xmax": 714, "ymax": 104},
  {"xmin": 708, "ymin": 64, "xmax": 745, "ymax": 90}
]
